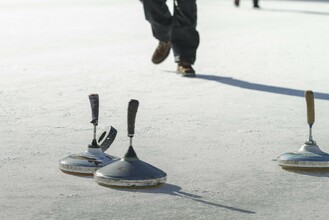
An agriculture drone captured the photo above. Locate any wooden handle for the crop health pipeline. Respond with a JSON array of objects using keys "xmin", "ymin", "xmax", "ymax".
[
  {"xmin": 305, "ymin": 90, "xmax": 315, "ymax": 125},
  {"xmin": 127, "ymin": 99, "xmax": 139, "ymax": 137},
  {"xmin": 89, "ymin": 94, "xmax": 99, "ymax": 126}
]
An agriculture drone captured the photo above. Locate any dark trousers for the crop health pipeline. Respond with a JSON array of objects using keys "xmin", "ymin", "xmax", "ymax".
[
  {"xmin": 142, "ymin": 0, "xmax": 200, "ymax": 64},
  {"xmin": 253, "ymin": 0, "xmax": 259, "ymax": 7}
]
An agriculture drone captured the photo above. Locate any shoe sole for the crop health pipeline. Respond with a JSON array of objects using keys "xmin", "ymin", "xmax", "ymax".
[{"xmin": 176, "ymin": 71, "xmax": 196, "ymax": 78}]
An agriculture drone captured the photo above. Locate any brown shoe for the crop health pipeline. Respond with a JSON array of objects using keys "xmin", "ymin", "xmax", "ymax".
[
  {"xmin": 177, "ymin": 62, "xmax": 196, "ymax": 77},
  {"xmin": 152, "ymin": 41, "xmax": 171, "ymax": 64}
]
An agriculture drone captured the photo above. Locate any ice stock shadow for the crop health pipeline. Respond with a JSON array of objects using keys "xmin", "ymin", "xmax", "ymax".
[
  {"xmin": 197, "ymin": 74, "xmax": 329, "ymax": 100},
  {"xmin": 263, "ymin": 8, "xmax": 329, "ymax": 16},
  {"xmin": 107, "ymin": 183, "xmax": 256, "ymax": 214}
]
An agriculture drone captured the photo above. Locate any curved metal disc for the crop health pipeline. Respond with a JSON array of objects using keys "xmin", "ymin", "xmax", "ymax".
[
  {"xmin": 97, "ymin": 126, "xmax": 117, "ymax": 152},
  {"xmin": 59, "ymin": 148, "xmax": 119, "ymax": 174},
  {"xmin": 94, "ymin": 159, "xmax": 167, "ymax": 187},
  {"xmin": 278, "ymin": 144, "xmax": 329, "ymax": 168}
]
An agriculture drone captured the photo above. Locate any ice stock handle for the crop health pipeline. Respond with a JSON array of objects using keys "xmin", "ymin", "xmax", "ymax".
[
  {"xmin": 89, "ymin": 94, "xmax": 99, "ymax": 126},
  {"xmin": 128, "ymin": 99, "xmax": 139, "ymax": 137},
  {"xmin": 305, "ymin": 90, "xmax": 315, "ymax": 126}
]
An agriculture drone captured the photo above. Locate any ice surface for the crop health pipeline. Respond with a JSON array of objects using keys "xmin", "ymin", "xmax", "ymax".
[{"xmin": 1, "ymin": 0, "xmax": 329, "ymax": 219}]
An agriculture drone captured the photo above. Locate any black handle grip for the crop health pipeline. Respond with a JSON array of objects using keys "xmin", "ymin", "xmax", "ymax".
[
  {"xmin": 127, "ymin": 99, "xmax": 139, "ymax": 137},
  {"xmin": 89, "ymin": 94, "xmax": 99, "ymax": 125}
]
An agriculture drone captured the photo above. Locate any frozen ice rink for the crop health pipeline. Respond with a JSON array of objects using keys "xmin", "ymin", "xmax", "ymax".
[{"xmin": 1, "ymin": 0, "xmax": 329, "ymax": 219}]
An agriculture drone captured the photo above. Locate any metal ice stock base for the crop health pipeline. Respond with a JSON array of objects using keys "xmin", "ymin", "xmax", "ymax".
[
  {"xmin": 278, "ymin": 141, "xmax": 329, "ymax": 169},
  {"xmin": 59, "ymin": 94, "xmax": 119, "ymax": 175},
  {"xmin": 59, "ymin": 146, "xmax": 119, "ymax": 174},
  {"xmin": 94, "ymin": 99, "xmax": 167, "ymax": 187},
  {"xmin": 277, "ymin": 90, "xmax": 329, "ymax": 170},
  {"xmin": 94, "ymin": 156, "xmax": 167, "ymax": 187}
]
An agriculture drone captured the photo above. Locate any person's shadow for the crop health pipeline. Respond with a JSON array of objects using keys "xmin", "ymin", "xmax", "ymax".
[
  {"xmin": 104, "ymin": 183, "xmax": 256, "ymax": 214},
  {"xmin": 196, "ymin": 74, "xmax": 329, "ymax": 100}
]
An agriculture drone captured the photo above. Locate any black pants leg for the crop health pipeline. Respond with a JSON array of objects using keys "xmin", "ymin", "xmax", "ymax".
[
  {"xmin": 142, "ymin": 0, "xmax": 172, "ymax": 42},
  {"xmin": 143, "ymin": 0, "xmax": 200, "ymax": 64},
  {"xmin": 253, "ymin": 0, "xmax": 259, "ymax": 7},
  {"xmin": 171, "ymin": 0, "xmax": 199, "ymax": 64}
]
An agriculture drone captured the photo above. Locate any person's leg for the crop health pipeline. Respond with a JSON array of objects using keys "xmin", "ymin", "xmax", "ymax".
[
  {"xmin": 142, "ymin": 0, "xmax": 172, "ymax": 64},
  {"xmin": 234, "ymin": 0, "xmax": 240, "ymax": 7},
  {"xmin": 171, "ymin": 0, "xmax": 200, "ymax": 65},
  {"xmin": 253, "ymin": 0, "xmax": 260, "ymax": 8},
  {"xmin": 142, "ymin": 0, "xmax": 172, "ymax": 42}
]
